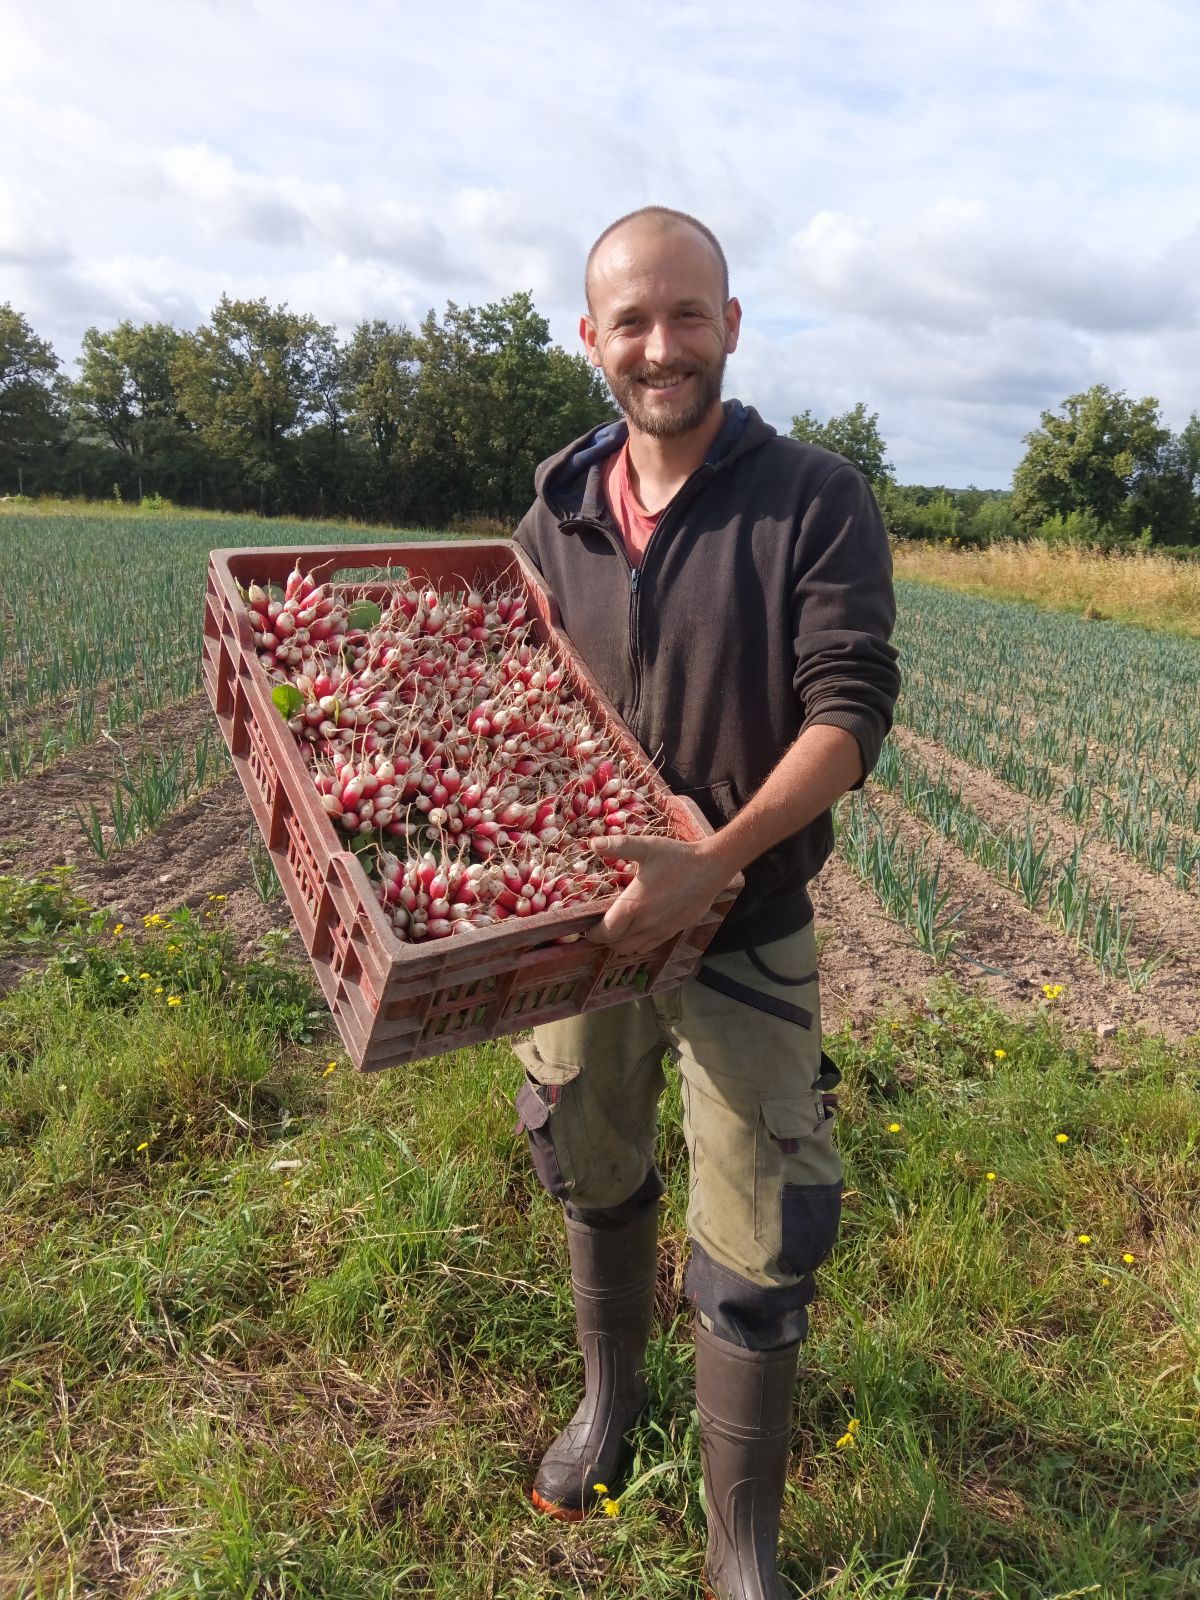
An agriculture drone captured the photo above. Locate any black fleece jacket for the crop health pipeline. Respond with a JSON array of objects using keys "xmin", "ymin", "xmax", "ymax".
[{"xmin": 513, "ymin": 400, "xmax": 901, "ymax": 954}]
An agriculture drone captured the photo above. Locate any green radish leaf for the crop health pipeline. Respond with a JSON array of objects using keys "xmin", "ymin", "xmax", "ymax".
[
  {"xmin": 347, "ymin": 598, "xmax": 382, "ymax": 630},
  {"xmin": 272, "ymin": 684, "xmax": 304, "ymax": 719}
]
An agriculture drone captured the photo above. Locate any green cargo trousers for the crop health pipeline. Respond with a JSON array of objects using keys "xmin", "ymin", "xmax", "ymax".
[{"xmin": 513, "ymin": 922, "xmax": 843, "ymax": 1349}]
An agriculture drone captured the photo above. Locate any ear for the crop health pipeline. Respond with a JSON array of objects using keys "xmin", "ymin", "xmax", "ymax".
[
  {"xmin": 723, "ymin": 296, "xmax": 743, "ymax": 356},
  {"xmin": 580, "ymin": 313, "xmax": 602, "ymax": 367}
]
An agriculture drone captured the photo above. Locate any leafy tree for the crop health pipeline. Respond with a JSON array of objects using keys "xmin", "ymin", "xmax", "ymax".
[
  {"xmin": 343, "ymin": 319, "xmax": 420, "ymax": 468},
  {"xmin": 879, "ymin": 483, "xmax": 962, "ymax": 542},
  {"xmin": 964, "ymin": 495, "xmax": 1022, "ymax": 544},
  {"xmin": 72, "ymin": 321, "xmax": 189, "ymax": 457},
  {"xmin": 789, "ymin": 401, "xmax": 893, "ymax": 490},
  {"xmin": 1128, "ymin": 412, "xmax": 1200, "ymax": 546},
  {"xmin": 1011, "ymin": 385, "xmax": 1169, "ymax": 541},
  {"xmin": 404, "ymin": 292, "xmax": 613, "ymax": 523},
  {"xmin": 171, "ymin": 296, "xmax": 338, "ymax": 499},
  {"xmin": 0, "ymin": 304, "xmax": 64, "ymax": 485}
]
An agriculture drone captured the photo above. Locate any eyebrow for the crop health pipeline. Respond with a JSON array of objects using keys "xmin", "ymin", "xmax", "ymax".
[{"xmin": 608, "ymin": 296, "xmax": 709, "ymax": 321}]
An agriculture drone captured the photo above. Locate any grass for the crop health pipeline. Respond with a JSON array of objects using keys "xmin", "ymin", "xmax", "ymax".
[
  {"xmin": 1, "ymin": 884, "xmax": 1198, "ymax": 1598},
  {"xmin": 892, "ymin": 540, "xmax": 1200, "ymax": 639}
]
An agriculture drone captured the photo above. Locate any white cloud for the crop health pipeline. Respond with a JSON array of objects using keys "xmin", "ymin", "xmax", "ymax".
[{"xmin": 0, "ymin": 0, "xmax": 1197, "ymax": 484}]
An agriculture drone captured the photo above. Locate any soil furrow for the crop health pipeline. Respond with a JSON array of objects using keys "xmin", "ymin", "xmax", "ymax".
[
  {"xmin": 807, "ymin": 852, "xmax": 942, "ymax": 1034},
  {"xmin": 863, "ymin": 788, "xmax": 1199, "ymax": 1040},
  {"xmin": 0, "ymin": 695, "xmax": 290, "ymax": 960},
  {"xmin": 898, "ymin": 674, "xmax": 1199, "ymax": 827},
  {"xmin": 892, "ymin": 726, "xmax": 1200, "ymax": 968}
]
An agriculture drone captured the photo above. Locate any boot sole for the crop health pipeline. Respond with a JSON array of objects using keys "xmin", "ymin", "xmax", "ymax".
[{"xmin": 530, "ymin": 1485, "xmax": 588, "ymax": 1523}]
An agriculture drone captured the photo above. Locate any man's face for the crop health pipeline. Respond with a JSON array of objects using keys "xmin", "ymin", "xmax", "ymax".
[{"xmin": 581, "ymin": 222, "xmax": 741, "ymax": 440}]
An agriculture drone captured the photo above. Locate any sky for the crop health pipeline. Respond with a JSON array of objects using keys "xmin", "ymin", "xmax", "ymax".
[{"xmin": 2, "ymin": 0, "xmax": 1198, "ymax": 487}]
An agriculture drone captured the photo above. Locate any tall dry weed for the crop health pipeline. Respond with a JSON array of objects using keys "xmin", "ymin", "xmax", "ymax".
[{"xmin": 892, "ymin": 540, "xmax": 1200, "ymax": 637}]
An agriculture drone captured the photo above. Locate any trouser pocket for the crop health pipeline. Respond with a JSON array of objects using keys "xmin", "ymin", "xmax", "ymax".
[{"xmin": 753, "ymin": 1095, "xmax": 842, "ymax": 1276}]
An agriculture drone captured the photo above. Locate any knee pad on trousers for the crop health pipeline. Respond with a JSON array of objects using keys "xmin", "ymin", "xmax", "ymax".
[
  {"xmin": 513, "ymin": 1073, "xmax": 663, "ymax": 1224},
  {"xmin": 686, "ymin": 1241, "xmax": 817, "ymax": 1351}
]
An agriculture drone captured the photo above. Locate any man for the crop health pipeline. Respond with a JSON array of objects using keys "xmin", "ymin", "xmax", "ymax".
[{"xmin": 511, "ymin": 206, "xmax": 900, "ymax": 1600}]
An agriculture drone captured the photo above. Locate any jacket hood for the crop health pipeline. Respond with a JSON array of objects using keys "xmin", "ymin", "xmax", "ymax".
[{"xmin": 532, "ymin": 400, "xmax": 777, "ymax": 523}]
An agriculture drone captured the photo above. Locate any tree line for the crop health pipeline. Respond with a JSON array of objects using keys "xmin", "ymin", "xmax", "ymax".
[
  {"xmin": 791, "ymin": 393, "xmax": 1200, "ymax": 552},
  {"xmin": 0, "ymin": 295, "xmax": 614, "ymax": 524},
  {"xmin": 3, "ymin": 292, "xmax": 1198, "ymax": 547}
]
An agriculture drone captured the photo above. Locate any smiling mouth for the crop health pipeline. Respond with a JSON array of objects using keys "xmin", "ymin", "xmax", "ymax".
[{"xmin": 638, "ymin": 371, "xmax": 695, "ymax": 392}]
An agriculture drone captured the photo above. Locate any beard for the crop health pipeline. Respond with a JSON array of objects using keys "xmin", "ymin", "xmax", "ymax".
[{"xmin": 603, "ymin": 354, "xmax": 726, "ymax": 439}]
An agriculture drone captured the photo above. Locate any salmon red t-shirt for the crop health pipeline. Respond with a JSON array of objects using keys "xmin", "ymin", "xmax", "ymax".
[{"xmin": 603, "ymin": 442, "xmax": 661, "ymax": 568}]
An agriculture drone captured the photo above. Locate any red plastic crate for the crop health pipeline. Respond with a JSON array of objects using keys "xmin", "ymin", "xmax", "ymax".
[{"xmin": 202, "ymin": 540, "xmax": 741, "ymax": 1069}]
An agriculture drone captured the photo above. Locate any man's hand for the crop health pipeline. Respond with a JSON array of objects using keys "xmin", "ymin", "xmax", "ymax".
[{"xmin": 585, "ymin": 834, "xmax": 737, "ymax": 958}]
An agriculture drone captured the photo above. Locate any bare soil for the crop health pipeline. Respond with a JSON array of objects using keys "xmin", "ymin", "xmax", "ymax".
[
  {"xmin": 860, "ymin": 788, "xmax": 1199, "ymax": 1042},
  {"xmin": 0, "ymin": 696, "xmax": 290, "ymax": 961},
  {"xmin": 894, "ymin": 726, "xmax": 1200, "ymax": 975}
]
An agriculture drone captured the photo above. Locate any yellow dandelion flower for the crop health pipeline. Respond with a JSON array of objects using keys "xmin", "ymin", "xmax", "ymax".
[
  {"xmin": 143, "ymin": 913, "xmax": 166, "ymax": 927},
  {"xmin": 1042, "ymin": 983, "xmax": 1064, "ymax": 1000},
  {"xmin": 113, "ymin": 922, "xmax": 124, "ymax": 935},
  {"xmin": 986, "ymin": 1172, "xmax": 996, "ymax": 1181},
  {"xmin": 592, "ymin": 1483, "xmax": 608, "ymax": 1495},
  {"xmin": 1122, "ymin": 1252, "xmax": 1135, "ymax": 1264},
  {"xmin": 154, "ymin": 986, "xmax": 164, "ymax": 995},
  {"xmin": 207, "ymin": 893, "xmax": 217, "ymax": 901},
  {"xmin": 1101, "ymin": 1275, "xmax": 1111, "ymax": 1286},
  {"xmin": 215, "ymin": 894, "xmax": 226, "ymax": 902},
  {"xmin": 601, "ymin": 1496, "xmax": 620, "ymax": 1517},
  {"xmin": 167, "ymin": 995, "xmax": 182, "ymax": 1006},
  {"xmin": 993, "ymin": 1048, "xmax": 1006, "ymax": 1059},
  {"xmin": 120, "ymin": 974, "xmax": 131, "ymax": 984},
  {"xmin": 139, "ymin": 972, "xmax": 151, "ymax": 981},
  {"xmin": 1077, "ymin": 1234, "xmax": 1091, "ymax": 1245},
  {"xmin": 323, "ymin": 1061, "xmax": 337, "ymax": 1077},
  {"xmin": 888, "ymin": 1122, "xmax": 902, "ymax": 1133},
  {"xmin": 136, "ymin": 1140, "xmax": 149, "ymax": 1152},
  {"xmin": 1056, "ymin": 1133, "xmax": 1069, "ymax": 1144}
]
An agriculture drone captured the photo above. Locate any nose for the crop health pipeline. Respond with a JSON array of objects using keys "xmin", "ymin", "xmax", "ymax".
[{"xmin": 643, "ymin": 317, "xmax": 681, "ymax": 368}]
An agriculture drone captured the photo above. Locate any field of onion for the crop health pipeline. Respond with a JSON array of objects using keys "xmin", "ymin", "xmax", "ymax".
[{"xmin": 1, "ymin": 509, "xmax": 1197, "ymax": 1042}]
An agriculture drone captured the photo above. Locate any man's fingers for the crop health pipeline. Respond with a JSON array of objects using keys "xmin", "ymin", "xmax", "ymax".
[{"xmin": 590, "ymin": 833, "xmax": 670, "ymax": 864}]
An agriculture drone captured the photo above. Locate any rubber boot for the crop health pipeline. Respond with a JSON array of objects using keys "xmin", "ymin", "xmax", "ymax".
[
  {"xmin": 695, "ymin": 1319, "xmax": 801, "ymax": 1600},
  {"xmin": 530, "ymin": 1203, "xmax": 659, "ymax": 1520}
]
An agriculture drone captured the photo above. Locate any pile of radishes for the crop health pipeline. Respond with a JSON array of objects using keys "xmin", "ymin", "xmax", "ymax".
[{"xmin": 241, "ymin": 562, "xmax": 669, "ymax": 942}]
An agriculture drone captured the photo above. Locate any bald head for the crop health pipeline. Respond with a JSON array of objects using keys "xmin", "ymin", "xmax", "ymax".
[{"xmin": 585, "ymin": 206, "xmax": 729, "ymax": 311}]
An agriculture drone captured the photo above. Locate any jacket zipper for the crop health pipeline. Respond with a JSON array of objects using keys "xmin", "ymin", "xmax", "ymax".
[
  {"xmin": 562, "ymin": 461, "xmax": 717, "ymax": 744},
  {"xmin": 624, "ymin": 464, "xmax": 716, "ymax": 736}
]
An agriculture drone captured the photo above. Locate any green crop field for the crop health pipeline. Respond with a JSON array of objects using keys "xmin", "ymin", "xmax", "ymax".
[{"xmin": 2, "ymin": 507, "xmax": 1198, "ymax": 1597}]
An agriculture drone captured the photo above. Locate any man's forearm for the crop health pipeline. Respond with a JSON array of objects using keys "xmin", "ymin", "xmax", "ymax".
[{"xmin": 697, "ymin": 723, "xmax": 864, "ymax": 879}]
